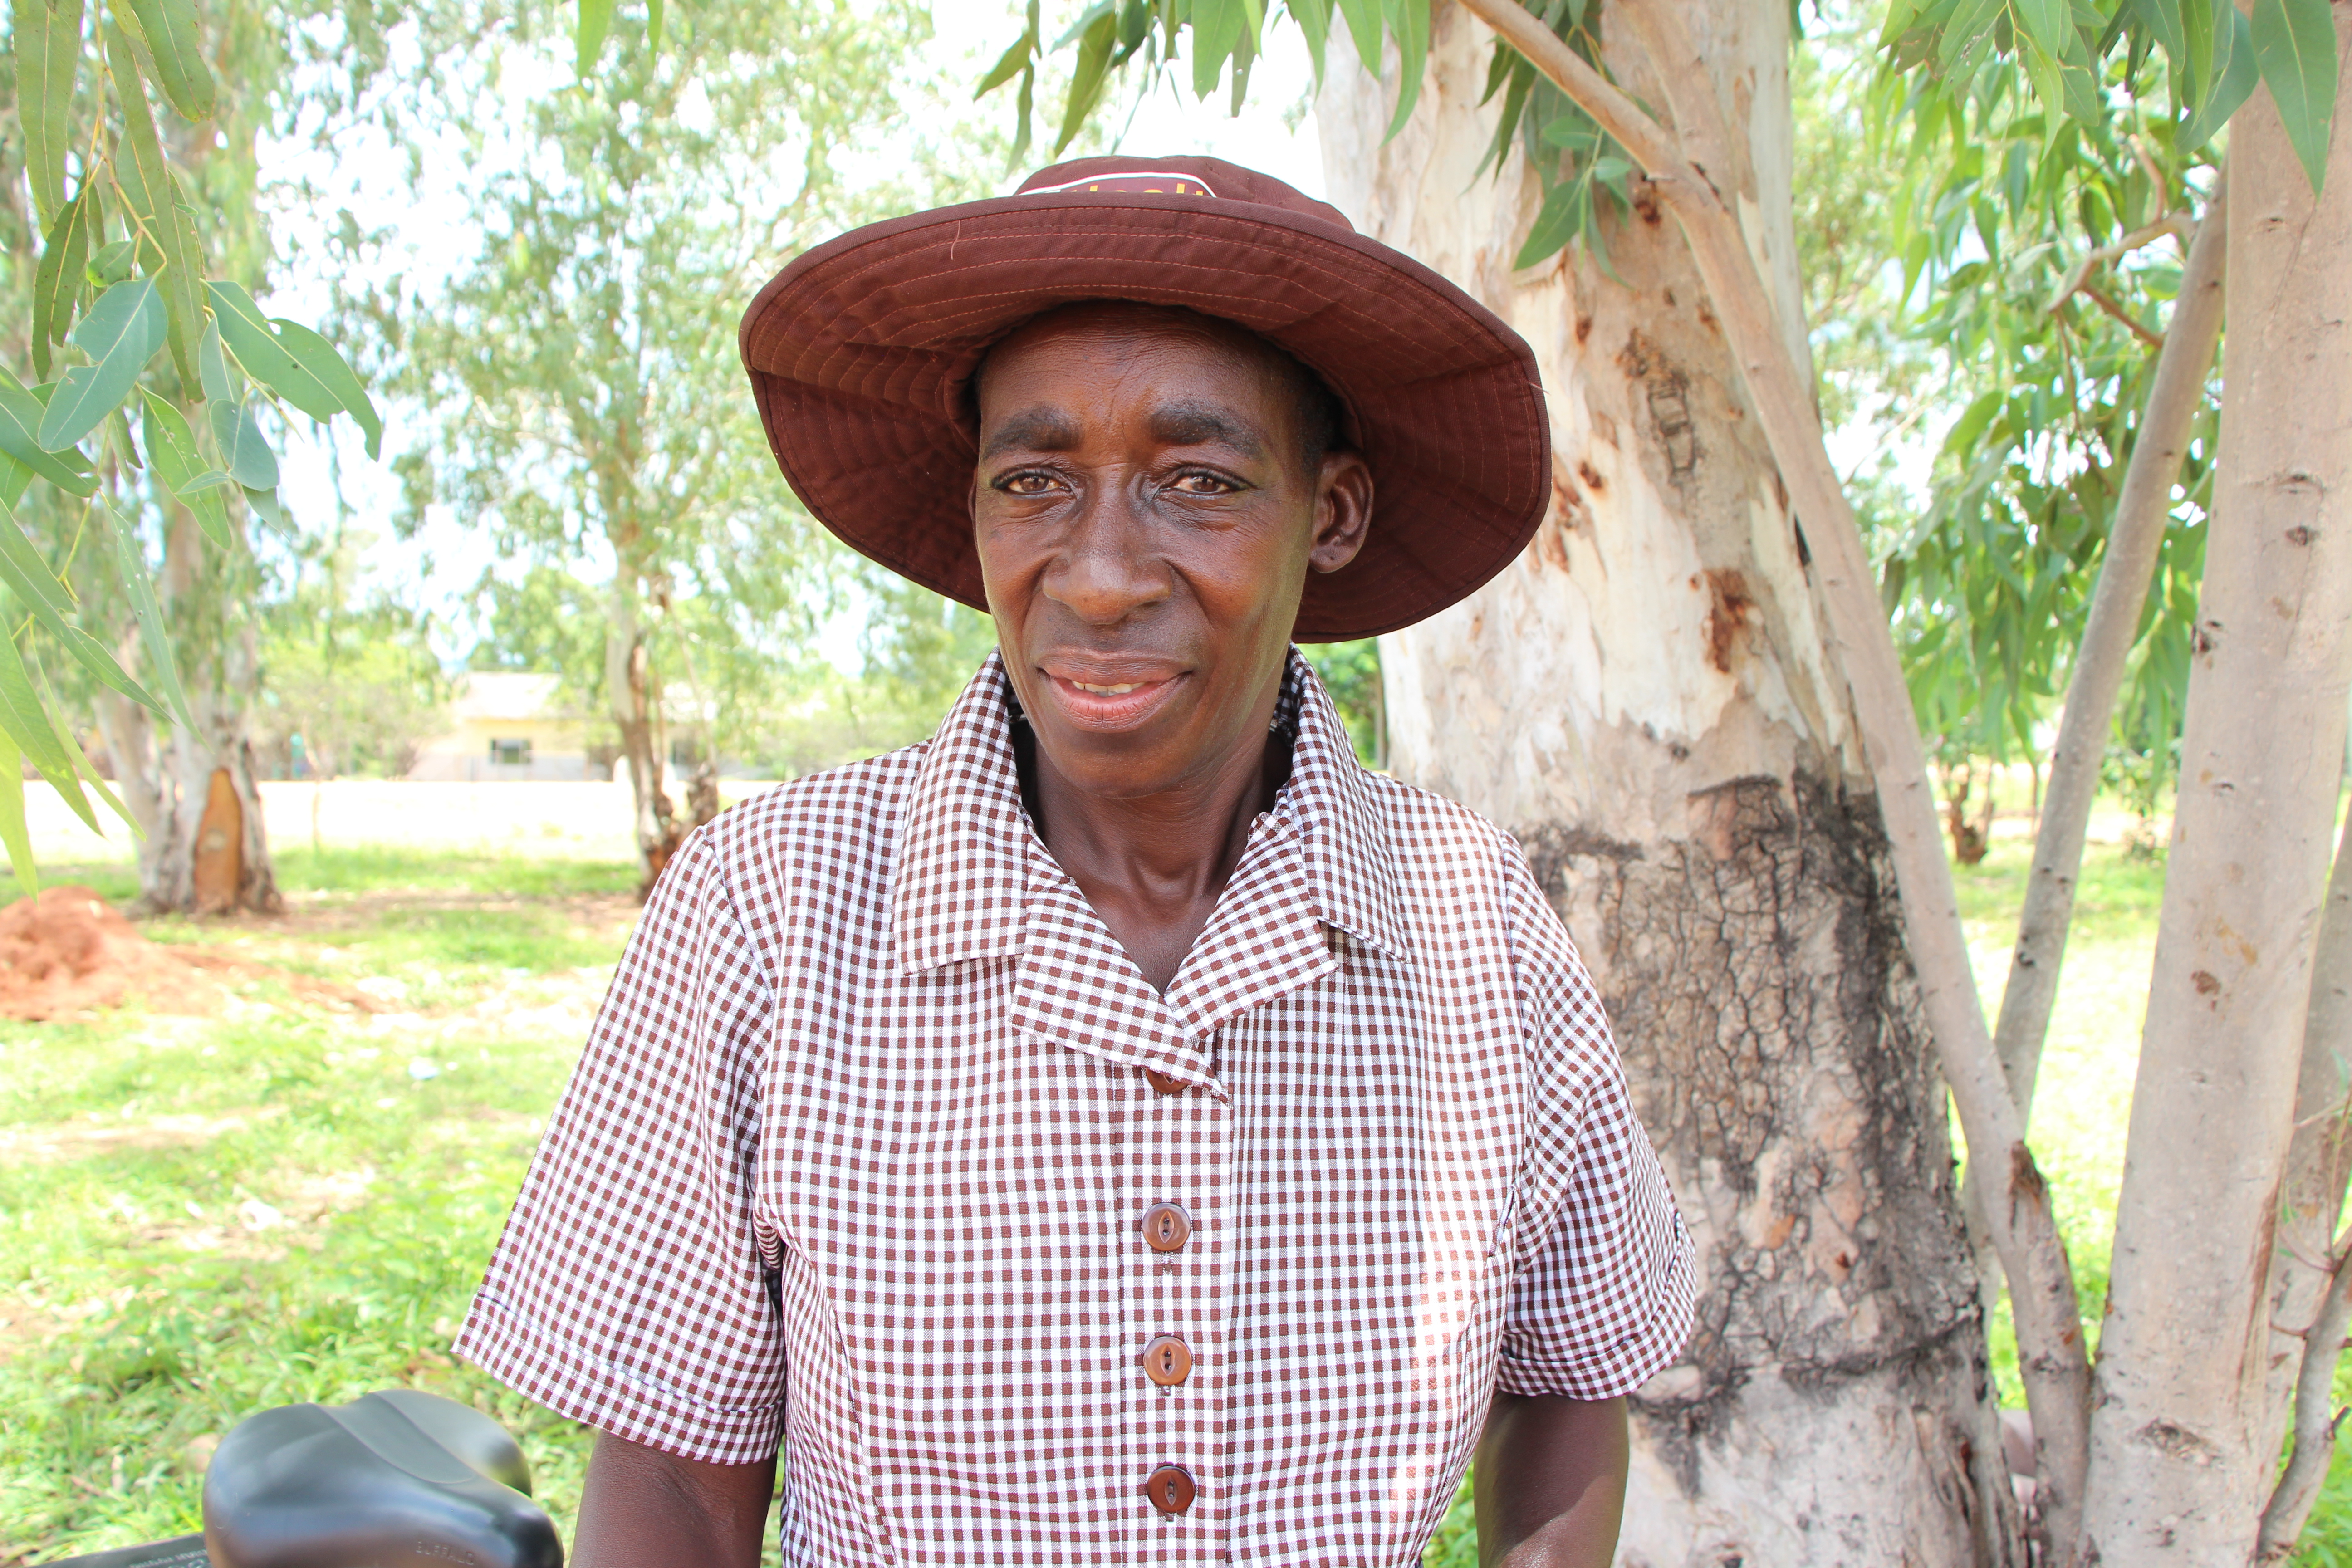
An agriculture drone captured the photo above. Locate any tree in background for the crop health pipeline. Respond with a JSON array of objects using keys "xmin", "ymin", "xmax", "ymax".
[
  {"xmin": 997, "ymin": 0, "xmax": 2346, "ymax": 1559},
  {"xmin": 250, "ymin": 528, "xmax": 451, "ymax": 780},
  {"xmin": 343, "ymin": 0, "xmax": 982, "ymax": 892},
  {"xmin": 0, "ymin": 0, "xmax": 385, "ymax": 911}
]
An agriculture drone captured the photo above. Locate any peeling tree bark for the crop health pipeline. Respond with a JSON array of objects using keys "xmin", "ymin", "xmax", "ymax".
[
  {"xmin": 2078, "ymin": 24, "xmax": 2352, "ymax": 1558},
  {"xmin": 1323, "ymin": 8, "xmax": 2018, "ymax": 1559}
]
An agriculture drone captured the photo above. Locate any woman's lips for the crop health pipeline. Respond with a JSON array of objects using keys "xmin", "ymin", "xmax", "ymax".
[{"xmin": 1042, "ymin": 671, "xmax": 1184, "ymax": 728}]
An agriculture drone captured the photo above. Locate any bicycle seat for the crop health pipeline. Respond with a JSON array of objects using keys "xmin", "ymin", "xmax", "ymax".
[
  {"xmin": 201, "ymin": 1388, "xmax": 562, "ymax": 1568},
  {"xmin": 39, "ymin": 1392, "xmax": 559, "ymax": 1568}
]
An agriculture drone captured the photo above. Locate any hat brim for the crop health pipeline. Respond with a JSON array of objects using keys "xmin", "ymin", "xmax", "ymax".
[{"xmin": 739, "ymin": 187, "xmax": 1550, "ymax": 642}]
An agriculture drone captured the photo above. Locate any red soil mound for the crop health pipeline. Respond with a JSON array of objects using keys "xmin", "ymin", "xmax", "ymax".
[{"xmin": 0, "ymin": 886, "xmax": 227, "ymax": 1020}]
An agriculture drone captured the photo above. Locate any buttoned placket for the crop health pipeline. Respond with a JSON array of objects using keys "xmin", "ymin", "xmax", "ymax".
[{"xmin": 1009, "ymin": 798, "xmax": 1353, "ymax": 1558}]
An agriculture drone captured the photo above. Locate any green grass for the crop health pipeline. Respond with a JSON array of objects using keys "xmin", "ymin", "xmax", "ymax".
[
  {"xmin": 1954, "ymin": 834, "xmax": 2163, "ymax": 1401},
  {"xmin": 0, "ymin": 856, "xmax": 635, "ymax": 1562}
]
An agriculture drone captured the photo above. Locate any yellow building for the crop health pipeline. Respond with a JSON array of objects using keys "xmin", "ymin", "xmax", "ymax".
[{"xmin": 405, "ymin": 673, "xmax": 603, "ymax": 781}]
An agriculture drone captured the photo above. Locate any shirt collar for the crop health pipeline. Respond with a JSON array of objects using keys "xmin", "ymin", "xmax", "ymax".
[{"xmin": 890, "ymin": 649, "xmax": 1410, "ymax": 975}]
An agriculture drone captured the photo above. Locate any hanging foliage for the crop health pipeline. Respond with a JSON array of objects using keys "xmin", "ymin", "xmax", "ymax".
[{"xmin": 0, "ymin": 0, "xmax": 382, "ymax": 891}]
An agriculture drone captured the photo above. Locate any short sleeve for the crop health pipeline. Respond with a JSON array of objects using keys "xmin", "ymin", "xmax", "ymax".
[
  {"xmin": 455, "ymin": 824, "xmax": 784, "ymax": 1463},
  {"xmin": 1494, "ymin": 848, "xmax": 1695, "ymax": 1399}
]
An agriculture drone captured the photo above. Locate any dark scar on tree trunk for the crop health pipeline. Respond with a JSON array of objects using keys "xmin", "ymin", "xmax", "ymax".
[{"xmin": 1523, "ymin": 772, "xmax": 1997, "ymax": 1522}]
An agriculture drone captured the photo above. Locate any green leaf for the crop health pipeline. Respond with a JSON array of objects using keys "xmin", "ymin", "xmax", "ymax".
[
  {"xmin": 1291, "ymin": 0, "xmax": 1333, "ymax": 79},
  {"xmin": 575, "ymin": 0, "xmax": 613, "ymax": 75},
  {"xmin": 2178, "ymin": 0, "xmax": 2217, "ymax": 108},
  {"xmin": 242, "ymin": 485, "xmax": 289, "ymax": 534},
  {"xmin": 32, "ymin": 189, "xmax": 100, "ymax": 382},
  {"xmin": 0, "ymin": 499, "xmax": 167, "ymax": 720},
  {"xmin": 121, "ymin": 0, "xmax": 213, "ymax": 120},
  {"xmin": 1193, "ymin": 0, "xmax": 1245, "ymax": 98},
  {"xmin": 2137, "ymin": 0, "xmax": 2188, "ymax": 69},
  {"xmin": 975, "ymin": 28, "xmax": 1036, "ymax": 98},
  {"xmin": 1937, "ymin": 0, "xmax": 2004, "ymax": 70},
  {"xmin": 1334, "ymin": 0, "xmax": 1383, "ymax": 78},
  {"xmin": 140, "ymin": 391, "xmax": 232, "ymax": 545},
  {"xmin": 2013, "ymin": 0, "xmax": 2069, "ymax": 57},
  {"xmin": 2180, "ymin": 3, "xmax": 2257, "ymax": 147},
  {"xmin": 13, "ymin": 0, "xmax": 86, "ymax": 225},
  {"xmin": 41, "ymin": 676, "xmax": 137, "ymax": 835},
  {"xmin": 88, "ymin": 237, "xmax": 135, "ymax": 285},
  {"xmin": 107, "ymin": 25, "xmax": 206, "ymax": 383},
  {"xmin": 1056, "ymin": 10, "xmax": 1120, "ymax": 155},
  {"xmin": 197, "ymin": 316, "xmax": 235, "ymax": 404},
  {"xmin": 2251, "ymin": 0, "xmax": 2337, "ymax": 194},
  {"xmin": 207, "ymin": 399, "xmax": 278, "ymax": 492},
  {"xmin": 0, "ymin": 726, "xmax": 35, "ymax": 897},
  {"xmin": 1380, "ymin": 0, "xmax": 1428, "ymax": 136},
  {"xmin": 38, "ymin": 278, "xmax": 165, "ymax": 452},
  {"xmin": 1051, "ymin": 0, "xmax": 1116, "ymax": 49},
  {"xmin": 0, "ymin": 630, "xmax": 95, "ymax": 830},
  {"xmin": 2060, "ymin": 56, "xmax": 2103, "ymax": 123},
  {"xmin": 1012, "ymin": 61, "xmax": 1035, "ymax": 166},
  {"xmin": 0, "ymin": 458, "xmax": 30, "ymax": 511},
  {"xmin": 267, "ymin": 318, "xmax": 384, "ymax": 458},
  {"xmin": 1514, "ymin": 175, "xmax": 1584, "ymax": 268},
  {"xmin": 104, "ymin": 507, "xmax": 194, "ymax": 734},
  {"xmin": 0, "ymin": 372, "xmax": 97, "ymax": 497},
  {"xmin": 207, "ymin": 284, "xmax": 382, "ymax": 453}
]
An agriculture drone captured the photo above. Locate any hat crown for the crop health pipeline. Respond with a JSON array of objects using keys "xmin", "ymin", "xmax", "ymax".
[{"xmin": 1013, "ymin": 155, "xmax": 1356, "ymax": 235}]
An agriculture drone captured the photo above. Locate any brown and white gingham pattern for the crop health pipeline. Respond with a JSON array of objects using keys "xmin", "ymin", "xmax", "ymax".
[{"xmin": 458, "ymin": 652, "xmax": 1694, "ymax": 1565}]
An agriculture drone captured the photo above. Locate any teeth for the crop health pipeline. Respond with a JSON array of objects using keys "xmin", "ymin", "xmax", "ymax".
[{"xmin": 1074, "ymin": 681, "xmax": 1141, "ymax": 695}]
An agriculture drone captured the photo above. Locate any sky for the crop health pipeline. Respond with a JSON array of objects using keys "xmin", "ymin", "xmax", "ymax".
[{"xmin": 262, "ymin": 3, "xmax": 1331, "ymax": 671}]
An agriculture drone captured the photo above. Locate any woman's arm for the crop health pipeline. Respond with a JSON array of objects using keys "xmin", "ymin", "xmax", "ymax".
[
  {"xmin": 1473, "ymin": 1392, "xmax": 1630, "ymax": 1568},
  {"xmin": 570, "ymin": 1429, "xmax": 777, "ymax": 1568}
]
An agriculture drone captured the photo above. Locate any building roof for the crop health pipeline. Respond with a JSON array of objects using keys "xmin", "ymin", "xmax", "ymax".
[{"xmin": 453, "ymin": 672, "xmax": 570, "ymax": 723}]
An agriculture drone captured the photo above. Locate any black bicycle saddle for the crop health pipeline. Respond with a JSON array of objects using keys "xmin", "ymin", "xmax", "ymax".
[{"xmin": 45, "ymin": 1389, "xmax": 564, "ymax": 1568}]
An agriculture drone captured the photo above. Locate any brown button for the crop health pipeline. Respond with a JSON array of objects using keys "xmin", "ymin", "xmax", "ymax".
[
  {"xmin": 1143, "ymin": 1463, "xmax": 1196, "ymax": 1516},
  {"xmin": 1142, "ymin": 1068, "xmax": 1188, "ymax": 1095},
  {"xmin": 1142, "ymin": 1333, "xmax": 1193, "ymax": 1387},
  {"xmin": 1142, "ymin": 1202, "xmax": 1193, "ymax": 1253}
]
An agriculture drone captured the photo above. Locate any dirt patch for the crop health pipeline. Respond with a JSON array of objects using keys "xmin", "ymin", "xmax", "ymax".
[
  {"xmin": 0, "ymin": 886, "xmax": 392, "ymax": 1021},
  {"xmin": 0, "ymin": 886, "xmax": 229, "ymax": 1019}
]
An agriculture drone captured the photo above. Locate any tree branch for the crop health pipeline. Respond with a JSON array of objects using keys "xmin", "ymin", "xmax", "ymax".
[
  {"xmin": 2259, "ymin": 1240, "xmax": 2352, "ymax": 1560},
  {"xmin": 1455, "ymin": 0, "xmax": 2096, "ymax": 1550},
  {"xmin": 2078, "ymin": 283, "xmax": 2165, "ymax": 349},
  {"xmin": 1992, "ymin": 172, "xmax": 2225, "ymax": 1118},
  {"xmin": 2045, "ymin": 212, "xmax": 2194, "ymax": 315}
]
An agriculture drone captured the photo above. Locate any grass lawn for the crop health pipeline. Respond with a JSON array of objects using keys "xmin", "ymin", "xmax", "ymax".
[
  {"xmin": 0, "ymin": 832, "xmax": 2339, "ymax": 1562},
  {"xmin": 0, "ymin": 848, "xmax": 637, "ymax": 1561}
]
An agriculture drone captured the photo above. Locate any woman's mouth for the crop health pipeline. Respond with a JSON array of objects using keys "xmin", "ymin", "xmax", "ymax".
[{"xmin": 1042, "ymin": 671, "xmax": 1184, "ymax": 728}]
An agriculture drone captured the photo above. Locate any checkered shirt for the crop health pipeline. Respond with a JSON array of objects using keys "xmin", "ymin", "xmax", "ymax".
[{"xmin": 458, "ymin": 651, "xmax": 1693, "ymax": 1565}]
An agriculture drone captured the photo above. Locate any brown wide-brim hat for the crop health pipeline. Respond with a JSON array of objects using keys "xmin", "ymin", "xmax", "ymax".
[{"xmin": 739, "ymin": 155, "xmax": 1551, "ymax": 642}]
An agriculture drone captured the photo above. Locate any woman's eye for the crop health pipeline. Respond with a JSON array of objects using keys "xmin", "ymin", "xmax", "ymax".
[{"xmin": 1000, "ymin": 472, "xmax": 1058, "ymax": 495}]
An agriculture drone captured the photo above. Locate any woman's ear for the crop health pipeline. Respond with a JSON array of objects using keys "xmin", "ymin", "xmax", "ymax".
[{"xmin": 1308, "ymin": 451, "xmax": 1375, "ymax": 576}]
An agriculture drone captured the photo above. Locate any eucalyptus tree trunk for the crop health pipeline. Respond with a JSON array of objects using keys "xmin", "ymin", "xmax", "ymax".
[
  {"xmin": 95, "ymin": 504, "xmax": 278, "ymax": 914},
  {"xmin": 604, "ymin": 571, "xmax": 677, "ymax": 894},
  {"xmin": 2078, "ymin": 25, "xmax": 2352, "ymax": 1559},
  {"xmin": 1323, "ymin": 5, "xmax": 2016, "ymax": 1560}
]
